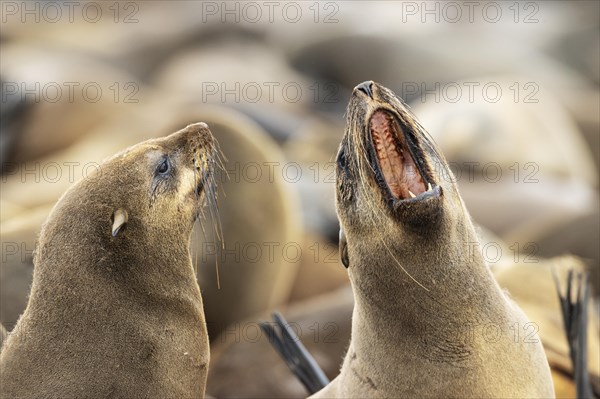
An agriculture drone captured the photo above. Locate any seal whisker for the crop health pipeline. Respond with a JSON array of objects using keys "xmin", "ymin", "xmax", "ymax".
[
  {"xmin": 193, "ymin": 154, "xmax": 209, "ymax": 238},
  {"xmin": 192, "ymin": 153, "xmax": 201, "ymax": 276},
  {"xmin": 207, "ymin": 140, "xmax": 226, "ymax": 243},
  {"xmin": 199, "ymin": 154, "xmax": 223, "ymax": 290},
  {"xmin": 202, "ymin": 159, "xmax": 223, "ymax": 244}
]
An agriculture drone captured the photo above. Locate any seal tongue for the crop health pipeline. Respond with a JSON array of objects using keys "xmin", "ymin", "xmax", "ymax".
[{"xmin": 370, "ymin": 110, "xmax": 426, "ymax": 199}]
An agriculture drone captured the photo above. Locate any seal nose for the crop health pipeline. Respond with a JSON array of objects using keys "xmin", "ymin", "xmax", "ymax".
[
  {"xmin": 164, "ymin": 122, "xmax": 215, "ymax": 156},
  {"xmin": 179, "ymin": 122, "xmax": 214, "ymax": 145},
  {"xmin": 354, "ymin": 81, "xmax": 373, "ymax": 98},
  {"xmin": 184, "ymin": 122, "xmax": 211, "ymax": 140}
]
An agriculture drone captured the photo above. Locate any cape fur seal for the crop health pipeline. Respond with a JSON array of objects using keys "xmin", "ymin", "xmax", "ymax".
[
  {"xmin": 0, "ymin": 123, "xmax": 216, "ymax": 398},
  {"xmin": 311, "ymin": 81, "xmax": 555, "ymax": 398}
]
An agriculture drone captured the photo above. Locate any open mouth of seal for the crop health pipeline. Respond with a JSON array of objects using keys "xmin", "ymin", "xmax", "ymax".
[{"xmin": 368, "ymin": 109, "xmax": 435, "ymax": 201}]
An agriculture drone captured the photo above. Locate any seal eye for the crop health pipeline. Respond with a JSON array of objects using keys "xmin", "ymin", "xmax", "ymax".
[{"xmin": 156, "ymin": 158, "xmax": 170, "ymax": 175}]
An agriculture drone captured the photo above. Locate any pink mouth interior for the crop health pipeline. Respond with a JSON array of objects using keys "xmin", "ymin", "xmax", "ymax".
[{"xmin": 370, "ymin": 110, "xmax": 427, "ymax": 199}]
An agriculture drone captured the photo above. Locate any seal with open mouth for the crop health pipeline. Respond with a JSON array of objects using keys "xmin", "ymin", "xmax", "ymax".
[
  {"xmin": 0, "ymin": 123, "xmax": 217, "ymax": 398},
  {"xmin": 311, "ymin": 81, "xmax": 555, "ymax": 398}
]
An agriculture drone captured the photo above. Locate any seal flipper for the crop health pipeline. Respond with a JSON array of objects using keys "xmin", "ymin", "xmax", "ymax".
[
  {"xmin": 259, "ymin": 312, "xmax": 329, "ymax": 394},
  {"xmin": 553, "ymin": 269, "xmax": 597, "ymax": 398}
]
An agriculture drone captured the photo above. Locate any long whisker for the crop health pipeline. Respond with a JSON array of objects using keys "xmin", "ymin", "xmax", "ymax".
[
  {"xmin": 192, "ymin": 153, "xmax": 202, "ymax": 276},
  {"xmin": 201, "ymin": 143, "xmax": 225, "ymax": 289}
]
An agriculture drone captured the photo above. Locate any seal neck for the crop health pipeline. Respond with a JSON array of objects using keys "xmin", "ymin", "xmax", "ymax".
[
  {"xmin": 29, "ymin": 201, "xmax": 203, "ymax": 323},
  {"xmin": 345, "ymin": 213, "xmax": 510, "ymax": 366}
]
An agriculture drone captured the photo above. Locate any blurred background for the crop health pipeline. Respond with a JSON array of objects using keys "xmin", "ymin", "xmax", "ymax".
[{"xmin": 1, "ymin": 1, "xmax": 598, "ymax": 398}]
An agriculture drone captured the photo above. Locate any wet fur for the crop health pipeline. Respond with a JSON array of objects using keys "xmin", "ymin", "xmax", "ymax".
[
  {"xmin": 0, "ymin": 124, "xmax": 216, "ymax": 398},
  {"xmin": 311, "ymin": 82, "xmax": 555, "ymax": 398}
]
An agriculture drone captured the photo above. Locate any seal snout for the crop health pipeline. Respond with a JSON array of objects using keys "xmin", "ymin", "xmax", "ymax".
[
  {"xmin": 354, "ymin": 81, "xmax": 374, "ymax": 98},
  {"xmin": 183, "ymin": 122, "xmax": 214, "ymax": 147},
  {"xmin": 160, "ymin": 122, "xmax": 218, "ymax": 205}
]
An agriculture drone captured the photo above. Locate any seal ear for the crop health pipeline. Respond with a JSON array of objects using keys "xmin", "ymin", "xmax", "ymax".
[
  {"xmin": 111, "ymin": 209, "xmax": 128, "ymax": 237},
  {"xmin": 339, "ymin": 228, "xmax": 349, "ymax": 269}
]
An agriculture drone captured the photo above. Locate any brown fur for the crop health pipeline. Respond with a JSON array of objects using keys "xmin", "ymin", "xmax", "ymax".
[
  {"xmin": 0, "ymin": 123, "xmax": 216, "ymax": 398},
  {"xmin": 311, "ymin": 82, "xmax": 554, "ymax": 398}
]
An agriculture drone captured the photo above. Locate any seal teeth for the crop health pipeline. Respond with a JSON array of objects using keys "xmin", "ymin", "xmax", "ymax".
[
  {"xmin": 408, "ymin": 190, "xmax": 416, "ymax": 198},
  {"xmin": 427, "ymin": 182, "xmax": 432, "ymax": 191}
]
